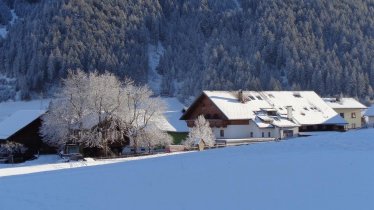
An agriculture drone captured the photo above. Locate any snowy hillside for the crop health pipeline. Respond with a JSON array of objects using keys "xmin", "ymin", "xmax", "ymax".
[
  {"xmin": 148, "ymin": 42, "xmax": 165, "ymax": 95},
  {"xmin": 1, "ymin": 129, "xmax": 374, "ymax": 210},
  {"xmin": 156, "ymin": 97, "xmax": 188, "ymax": 132}
]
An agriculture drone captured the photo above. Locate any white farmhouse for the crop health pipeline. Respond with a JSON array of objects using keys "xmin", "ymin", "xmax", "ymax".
[
  {"xmin": 323, "ymin": 97, "xmax": 367, "ymax": 129},
  {"xmin": 181, "ymin": 91, "xmax": 347, "ymax": 143}
]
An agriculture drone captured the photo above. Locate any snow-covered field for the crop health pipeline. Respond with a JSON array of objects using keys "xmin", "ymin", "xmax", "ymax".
[
  {"xmin": 0, "ymin": 152, "xmax": 190, "ymax": 177},
  {"xmin": 1, "ymin": 129, "xmax": 374, "ymax": 210}
]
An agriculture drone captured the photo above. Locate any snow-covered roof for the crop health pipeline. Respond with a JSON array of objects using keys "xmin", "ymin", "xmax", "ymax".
[
  {"xmin": 323, "ymin": 98, "xmax": 367, "ymax": 109},
  {"xmin": 364, "ymin": 105, "xmax": 374, "ymax": 116},
  {"xmin": 0, "ymin": 99, "xmax": 50, "ymax": 122},
  {"xmin": 254, "ymin": 117, "xmax": 274, "ymax": 128},
  {"xmin": 193, "ymin": 138, "xmax": 203, "ymax": 145},
  {"xmin": 203, "ymin": 91, "xmax": 272, "ymax": 120},
  {"xmin": 0, "ymin": 99, "xmax": 50, "ymax": 140},
  {"xmin": 254, "ymin": 114, "xmax": 299, "ymax": 128},
  {"xmin": 156, "ymin": 98, "xmax": 189, "ymax": 132},
  {"xmin": 71, "ymin": 113, "xmax": 108, "ymax": 130},
  {"xmin": 0, "ymin": 110, "xmax": 46, "ymax": 140},
  {"xmin": 200, "ymin": 91, "xmax": 346, "ymax": 126},
  {"xmin": 265, "ymin": 91, "xmax": 346, "ymax": 125}
]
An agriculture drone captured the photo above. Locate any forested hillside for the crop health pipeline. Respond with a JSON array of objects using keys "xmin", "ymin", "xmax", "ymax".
[{"xmin": 1, "ymin": 0, "xmax": 374, "ymax": 102}]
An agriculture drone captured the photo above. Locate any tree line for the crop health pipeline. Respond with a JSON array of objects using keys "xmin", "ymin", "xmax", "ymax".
[{"xmin": 1, "ymin": 0, "xmax": 374, "ymax": 102}]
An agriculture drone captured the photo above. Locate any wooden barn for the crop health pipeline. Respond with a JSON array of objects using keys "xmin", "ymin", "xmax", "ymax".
[
  {"xmin": 0, "ymin": 110, "xmax": 54, "ymax": 157},
  {"xmin": 0, "ymin": 100, "xmax": 52, "ymax": 157}
]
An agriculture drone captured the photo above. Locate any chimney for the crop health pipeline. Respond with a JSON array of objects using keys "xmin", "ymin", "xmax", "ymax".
[
  {"xmin": 238, "ymin": 89, "xmax": 244, "ymax": 103},
  {"xmin": 286, "ymin": 106, "xmax": 293, "ymax": 120},
  {"xmin": 336, "ymin": 93, "xmax": 343, "ymax": 102}
]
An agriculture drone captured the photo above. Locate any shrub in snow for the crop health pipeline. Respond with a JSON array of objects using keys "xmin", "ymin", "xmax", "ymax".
[
  {"xmin": 184, "ymin": 115, "xmax": 215, "ymax": 149},
  {"xmin": 0, "ymin": 142, "xmax": 27, "ymax": 161}
]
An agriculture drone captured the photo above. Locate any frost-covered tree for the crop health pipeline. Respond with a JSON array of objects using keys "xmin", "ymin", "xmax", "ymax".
[
  {"xmin": 41, "ymin": 70, "xmax": 124, "ymax": 150},
  {"xmin": 41, "ymin": 69, "xmax": 166, "ymax": 155},
  {"xmin": 0, "ymin": 142, "xmax": 27, "ymax": 160},
  {"xmin": 184, "ymin": 115, "xmax": 215, "ymax": 148},
  {"xmin": 136, "ymin": 125, "xmax": 173, "ymax": 153},
  {"xmin": 117, "ymin": 84, "xmax": 166, "ymax": 154},
  {"xmin": 40, "ymin": 99, "xmax": 74, "ymax": 148}
]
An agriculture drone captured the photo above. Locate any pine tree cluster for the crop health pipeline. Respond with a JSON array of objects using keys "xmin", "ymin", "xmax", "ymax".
[{"xmin": 1, "ymin": 0, "xmax": 374, "ymax": 101}]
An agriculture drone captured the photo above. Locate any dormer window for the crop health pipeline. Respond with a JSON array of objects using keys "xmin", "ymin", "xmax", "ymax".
[
  {"xmin": 256, "ymin": 96, "xmax": 263, "ymax": 100},
  {"xmin": 293, "ymin": 92, "xmax": 302, "ymax": 98},
  {"xmin": 267, "ymin": 111, "xmax": 277, "ymax": 116},
  {"xmin": 249, "ymin": 95, "xmax": 255, "ymax": 100}
]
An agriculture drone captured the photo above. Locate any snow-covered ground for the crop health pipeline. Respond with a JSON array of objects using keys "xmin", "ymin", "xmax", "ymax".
[
  {"xmin": 0, "ymin": 152, "xmax": 190, "ymax": 177},
  {"xmin": 1, "ymin": 129, "xmax": 374, "ymax": 210},
  {"xmin": 157, "ymin": 97, "xmax": 189, "ymax": 132},
  {"xmin": 148, "ymin": 42, "xmax": 165, "ymax": 95}
]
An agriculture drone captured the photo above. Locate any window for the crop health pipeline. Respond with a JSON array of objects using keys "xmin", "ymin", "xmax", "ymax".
[
  {"xmin": 293, "ymin": 92, "xmax": 302, "ymax": 98},
  {"xmin": 256, "ymin": 96, "xmax": 263, "ymax": 100},
  {"xmin": 340, "ymin": 113, "xmax": 345, "ymax": 118},
  {"xmin": 352, "ymin": 123, "xmax": 356, "ymax": 129},
  {"xmin": 220, "ymin": 129, "xmax": 224, "ymax": 137},
  {"xmin": 303, "ymin": 107, "xmax": 309, "ymax": 111},
  {"xmin": 250, "ymin": 132, "xmax": 253, "ymax": 138},
  {"xmin": 351, "ymin": 112, "xmax": 356, "ymax": 118},
  {"xmin": 267, "ymin": 111, "xmax": 277, "ymax": 116},
  {"xmin": 268, "ymin": 132, "xmax": 271, "ymax": 137},
  {"xmin": 262, "ymin": 132, "xmax": 264, "ymax": 138},
  {"xmin": 249, "ymin": 96, "xmax": 256, "ymax": 100}
]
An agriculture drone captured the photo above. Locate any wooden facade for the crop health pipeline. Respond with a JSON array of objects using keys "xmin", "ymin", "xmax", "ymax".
[
  {"xmin": 0, "ymin": 117, "xmax": 55, "ymax": 158},
  {"xmin": 181, "ymin": 93, "xmax": 249, "ymax": 128}
]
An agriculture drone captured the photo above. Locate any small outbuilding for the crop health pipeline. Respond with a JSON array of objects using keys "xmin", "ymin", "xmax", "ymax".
[
  {"xmin": 194, "ymin": 138, "xmax": 206, "ymax": 151},
  {"xmin": 364, "ymin": 105, "xmax": 374, "ymax": 128},
  {"xmin": 323, "ymin": 97, "xmax": 367, "ymax": 129}
]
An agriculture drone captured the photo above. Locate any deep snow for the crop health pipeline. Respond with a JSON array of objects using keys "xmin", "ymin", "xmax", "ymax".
[{"xmin": 1, "ymin": 129, "xmax": 374, "ymax": 210}]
